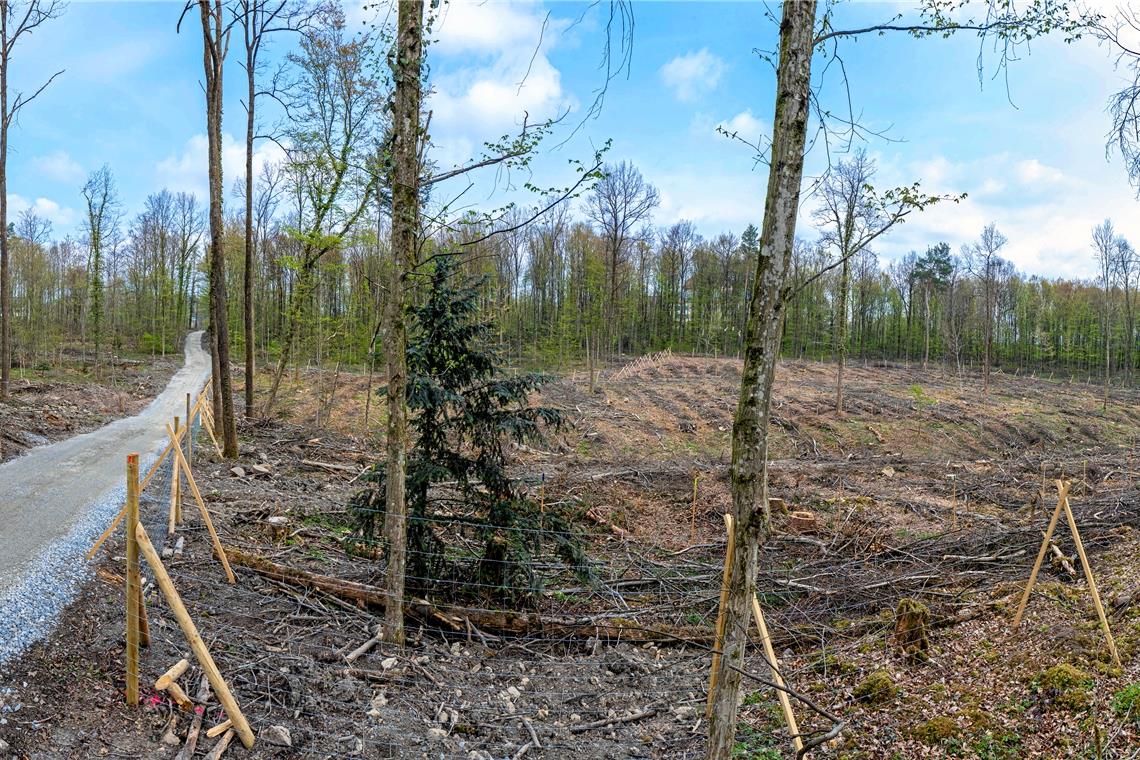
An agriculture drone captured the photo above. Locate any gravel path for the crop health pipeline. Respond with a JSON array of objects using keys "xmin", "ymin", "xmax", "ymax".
[{"xmin": 0, "ymin": 332, "xmax": 210, "ymax": 664}]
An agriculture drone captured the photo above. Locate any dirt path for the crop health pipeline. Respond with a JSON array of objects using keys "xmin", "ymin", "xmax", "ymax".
[{"xmin": 0, "ymin": 331, "xmax": 209, "ymax": 592}]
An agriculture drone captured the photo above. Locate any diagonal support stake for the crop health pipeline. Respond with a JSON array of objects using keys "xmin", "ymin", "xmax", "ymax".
[
  {"xmin": 166, "ymin": 423, "xmax": 236, "ymax": 584},
  {"xmin": 134, "ymin": 523, "xmax": 254, "ymax": 749},
  {"xmin": 1013, "ymin": 480, "xmax": 1121, "ymax": 667},
  {"xmin": 751, "ymin": 594, "xmax": 803, "ymax": 756}
]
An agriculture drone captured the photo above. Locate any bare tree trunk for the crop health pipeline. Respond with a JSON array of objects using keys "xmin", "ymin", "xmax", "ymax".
[
  {"xmin": 383, "ymin": 0, "xmax": 423, "ymax": 647},
  {"xmin": 835, "ymin": 253, "xmax": 849, "ymax": 414},
  {"xmin": 199, "ymin": 0, "xmax": 238, "ymax": 459},
  {"xmin": 0, "ymin": 11, "xmax": 8, "ymax": 401},
  {"xmin": 243, "ymin": 23, "xmax": 255, "ymax": 419},
  {"xmin": 923, "ymin": 286, "xmax": 931, "ymax": 370},
  {"xmin": 706, "ymin": 2, "xmax": 815, "ymax": 757}
]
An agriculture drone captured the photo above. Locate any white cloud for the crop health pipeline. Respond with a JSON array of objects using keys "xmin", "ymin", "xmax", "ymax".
[
  {"xmin": 655, "ymin": 167, "xmax": 765, "ymax": 230},
  {"xmin": 32, "ymin": 151, "xmax": 84, "ymax": 184},
  {"xmin": 427, "ymin": 2, "xmax": 576, "ymax": 174},
  {"xmin": 854, "ymin": 152, "xmax": 1139, "ymax": 280},
  {"xmin": 660, "ymin": 49, "xmax": 726, "ymax": 102},
  {"xmin": 716, "ymin": 110, "xmax": 765, "ymax": 146},
  {"xmin": 8, "ymin": 193, "xmax": 78, "ymax": 228},
  {"xmin": 1014, "ymin": 158, "xmax": 1065, "ymax": 185},
  {"xmin": 433, "ymin": 0, "xmax": 555, "ymax": 56},
  {"xmin": 156, "ymin": 133, "xmax": 284, "ymax": 202}
]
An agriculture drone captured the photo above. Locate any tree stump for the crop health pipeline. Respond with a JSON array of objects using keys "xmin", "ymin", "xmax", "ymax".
[{"xmin": 893, "ymin": 597, "xmax": 930, "ymax": 663}]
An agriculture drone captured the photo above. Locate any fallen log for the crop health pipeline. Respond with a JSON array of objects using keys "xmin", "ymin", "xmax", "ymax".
[{"xmin": 224, "ymin": 546, "xmax": 808, "ymax": 646}]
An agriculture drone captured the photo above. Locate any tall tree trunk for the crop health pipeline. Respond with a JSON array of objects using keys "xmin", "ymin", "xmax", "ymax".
[
  {"xmin": 706, "ymin": 2, "xmax": 815, "ymax": 757},
  {"xmin": 200, "ymin": 0, "xmax": 238, "ymax": 459},
  {"xmin": 0, "ymin": 12, "xmax": 8, "ymax": 401},
  {"xmin": 923, "ymin": 286, "xmax": 931, "ymax": 370},
  {"xmin": 835, "ymin": 253, "xmax": 849, "ymax": 414},
  {"xmin": 243, "ymin": 6, "xmax": 256, "ymax": 418},
  {"xmin": 383, "ymin": 0, "xmax": 423, "ymax": 647},
  {"xmin": 243, "ymin": 51, "xmax": 255, "ymax": 417}
]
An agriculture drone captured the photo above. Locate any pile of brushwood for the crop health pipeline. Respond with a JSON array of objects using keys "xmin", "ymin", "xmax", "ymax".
[{"xmin": 350, "ymin": 256, "xmax": 591, "ymax": 603}]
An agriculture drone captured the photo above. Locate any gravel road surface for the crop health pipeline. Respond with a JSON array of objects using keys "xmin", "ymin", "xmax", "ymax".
[{"xmin": 0, "ymin": 332, "xmax": 210, "ymax": 664}]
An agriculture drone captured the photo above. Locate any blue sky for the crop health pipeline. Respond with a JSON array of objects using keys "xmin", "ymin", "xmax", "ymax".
[{"xmin": 5, "ymin": 1, "xmax": 1137, "ymax": 280}]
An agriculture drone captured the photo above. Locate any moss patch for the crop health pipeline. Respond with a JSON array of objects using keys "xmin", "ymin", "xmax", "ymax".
[
  {"xmin": 853, "ymin": 669, "xmax": 897, "ymax": 705},
  {"xmin": 911, "ymin": 716, "xmax": 958, "ymax": 745}
]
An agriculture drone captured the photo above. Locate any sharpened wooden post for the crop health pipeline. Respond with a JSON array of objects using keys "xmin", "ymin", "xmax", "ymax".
[
  {"xmin": 125, "ymin": 453, "xmax": 140, "ymax": 706},
  {"xmin": 174, "ymin": 416, "xmax": 182, "ymax": 525},
  {"xmin": 166, "ymin": 423, "xmax": 235, "ymax": 584},
  {"xmin": 186, "ymin": 392, "xmax": 193, "ymax": 466},
  {"xmin": 1013, "ymin": 480, "xmax": 1070, "ymax": 628},
  {"xmin": 707, "ymin": 512, "xmax": 736, "ymax": 717},
  {"xmin": 751, "ymin": 594, "xmax": 803, "ymax": 755},
  {"xmin": 134, "ymin": 523, "xmax": 255, "ymax": 749},
  {"xmin": 1061, "ymin": 490, "xmax": 1122, "ymax": 666}
]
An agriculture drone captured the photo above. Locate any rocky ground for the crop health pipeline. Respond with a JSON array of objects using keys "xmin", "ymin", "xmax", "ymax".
[{"xmin": 1, "ymin": 356, "xmax": 1140, "ymax": 758}]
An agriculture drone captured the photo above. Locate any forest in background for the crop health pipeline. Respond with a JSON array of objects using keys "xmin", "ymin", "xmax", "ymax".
[{"xmin": 3, "ymin": 156, "xmax": 1136, "ymax": 384}]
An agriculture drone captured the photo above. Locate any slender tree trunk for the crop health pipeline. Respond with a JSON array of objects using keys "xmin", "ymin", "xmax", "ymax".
[
  {"xmin": 383, "ymin": 0, "xmax": 423, "ymax": 647},
  {"xmin": 244, "ymin": 31, "xmax": 256, "ymax": 418},
  {"xmin": 706, "ymin": 2, "xmax": 815, "ymax": 757},
  {"xmin": 0, "ymin": 14, "xmax": 8, "ymax": 401},
  {"xmin": 835, "ymin": 253, "xmax": 849, "ymax": 414},
  {"xmin": 264, "ymin": 260, "xmax": 314, "ymax": 414},
  {"xmin": 200, "ymin": 0, "xmax": 238, "ymax": 459},
  {"xmin": 923, "ymin": 286, "xmax": 931, "ymax": 370}
]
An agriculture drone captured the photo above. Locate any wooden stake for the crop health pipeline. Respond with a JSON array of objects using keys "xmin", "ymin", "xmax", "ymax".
[
  {"xmin": 1013, "ymin": 480, "xmax": 1070, "ymax": 628},
  {"xmin": 169, "ymin": 416, "xmax": 181, "ymax": 536},
  {"xmin": 206, "ymin": 719, "xmax": 233, "ymax": 739},
  {"xmin": 165, "ymin": 681, "xmax": 195, "ymax": 712},
  {"xmin": 87, "ymin": 423, "xmax": 192, "ymax": 560},
  {"xmin": 166, "ymin": 423, "xmax": 235, "ymax": 584},
  {"xmin": 951, "ymin": 478, "xmax": 958, "ymax": 530},
  {"xmin": 1061, "ymin": 489, "xmax": 1122, "ymax": 666},
  {"xmin": 203, "ymin": 729, "xmax": 235, "ymax": 760},
  {"xmin": 186, "ymin": 392, "xmax": 193, "ymax": 466},
  {"xmin": 690, "ymin": 472, "xmax": 701, "ymax": 544},
  {"xmin": 134, "ymin": 523, "xmax": 254, "ymax": 749},
  {"xmin": 706, "ymin": 512, "xmax": 736, "ymax": 717},
  {"xmin": 751, "ymin": 594, "xmax": 803, "ymax": 755},
  {"xmin": 156, "ymin": 658, "xmax": 190, "ymax": 690},
  {"xmin": 125, "ymin": 453, "xmax": 140, "ymax": 706}
]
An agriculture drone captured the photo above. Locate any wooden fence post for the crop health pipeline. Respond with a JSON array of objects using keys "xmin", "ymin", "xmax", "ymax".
[
  {"xmin": 125, "ymin": 453, "xmax": 140, "ymax": 706},
  {"xmin": 707, "ymin": 513, "xmax": 736, "ymax": 717},
  {"xmin": 186, "ymin": 392, "xmax": 193, "ymax": 466},
  {"xmin": 134, "ymin": 523, "xmax": 255, "ymax": 749},
  {"xmin": 1013, "ymin": 480, "xmax": 1069, "ymax": 628}
]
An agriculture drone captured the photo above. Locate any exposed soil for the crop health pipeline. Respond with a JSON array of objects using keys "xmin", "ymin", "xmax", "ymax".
[
  {"xmin": 3, "ymin": 356, "xmax": 1140, "ymax": 759},
  {"xmin": 0, "ymin": 357, "xmax": 180, "ymax": 464}
]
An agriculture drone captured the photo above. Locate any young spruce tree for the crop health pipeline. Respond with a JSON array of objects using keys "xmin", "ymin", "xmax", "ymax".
[{"xmin": 351, "ymin": 255, "xmax": 588, "ymax": 602}]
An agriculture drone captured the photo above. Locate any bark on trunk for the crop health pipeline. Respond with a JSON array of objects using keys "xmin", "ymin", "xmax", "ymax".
[
  {"xmin": 243, "ymin": 23, "xmax": 255, "ymax": 419},
  {"xmin": 383, "ymin": 0, "xmax": 423, "ymax": 647},
  {"xmin": 835, "ymin": 253, "xmax": 850, "ymax": 414},
  {"xmin": 200, "ymin": 0, "xmax": 238, "ymax": 459},
  {"xmin": 0, "ymin": 12, "xmax": 8, "ymax": 401},
  {"xmin": 705, "ymin": 2, "xmax": 816, "ymax": 757}
]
